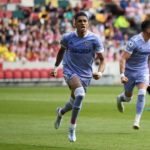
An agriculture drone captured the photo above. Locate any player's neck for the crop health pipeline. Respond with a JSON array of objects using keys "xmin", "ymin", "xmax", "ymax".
[
  {"xmin": 142, "ymin": 32, "xmax": 149, "ymax": 42},
  {"xmin": 77, "ymin": 30, "xmax": 88, "ymax": 38}
]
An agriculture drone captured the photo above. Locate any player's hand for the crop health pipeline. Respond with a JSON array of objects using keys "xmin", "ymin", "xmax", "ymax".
[
  {"xmin": 51, "ymin": 67, "xmax": 57, "ymax": 77},
  {"xmin": 92, "ymin": 72, "xmax": 102, "ymax": 80},
  {"xmin": 121, "ymin": 76, "xmax": 128, "ymax": 83}
]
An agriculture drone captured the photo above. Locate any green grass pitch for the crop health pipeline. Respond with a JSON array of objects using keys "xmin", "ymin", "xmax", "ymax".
[{"xmin": 0, "ymin": 86, "xmax": 150, "ymax": 150}]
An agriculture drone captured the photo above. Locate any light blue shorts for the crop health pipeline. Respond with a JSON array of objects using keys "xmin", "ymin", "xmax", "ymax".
[
  {"xmin": 124, "ymin": 70, "xmax": 149, "ymax": 93},
  {"xmin": 63, "ymin": 70, "xmax": 91, "ymax": 90}
]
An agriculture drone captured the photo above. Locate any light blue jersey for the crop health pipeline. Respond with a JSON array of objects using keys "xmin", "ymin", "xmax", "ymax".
[
  {"xmin": 124, "ymin": 33, "xmax": 150, "ymax": 92},
  {"xmin": 125, "ymin": 33, "xmax": 150, "ymax": 73},
  {"xmin": 60, "ymin": 31, "xmax": 104, "ymax": 84}
]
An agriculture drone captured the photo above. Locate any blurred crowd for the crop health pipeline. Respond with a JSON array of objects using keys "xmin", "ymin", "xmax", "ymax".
[{"xmin": 0, "ymin": 0, "xmax": 150, "ymax": 63}]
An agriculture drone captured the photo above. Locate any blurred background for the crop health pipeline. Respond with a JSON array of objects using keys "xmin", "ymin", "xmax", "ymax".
[{"xmin": 0, "ymin": 0, "xmax": 150, "ymax": 86}]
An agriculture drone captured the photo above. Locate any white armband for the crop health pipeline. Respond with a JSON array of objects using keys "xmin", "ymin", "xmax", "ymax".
[
  {"xmin": 98, "ymin": 72, "xmax": 102, "ymax": 77},
  {"xmin": 120, "ymin": 73, "xmax": 125, "ymax": 78}
]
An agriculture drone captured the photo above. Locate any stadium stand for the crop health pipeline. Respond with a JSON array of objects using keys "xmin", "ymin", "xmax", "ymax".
[
  {"xmin": 0, "ymin": 0, "xmax": 150, "ymax": 86},
  {"xmin": 11, "ymin": 0, "xmax": 21, "ymax": 4},
  {"xmin": 0, "ymin": 0, "xmax": 8, "ymax": 5}
]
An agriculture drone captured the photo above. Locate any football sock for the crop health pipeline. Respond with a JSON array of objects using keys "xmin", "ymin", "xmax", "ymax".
[
  {"xmin": 70, "ymin": 123, "xmax": 76, "ymax": 129},
  {"xmin": 135, "ymin": 89, "xmax": 146, "ymax": 123},
  {"xmin": 136, "ymin": 95, "xmax": 145, "ymax": 115},
  {"xmin": 60, "ymin": 97, "xmax": 74, "ymax": 115},
  {"xmin": 118, "ymin": 93, "xmax": 132, "ymax": 102},
  {"xmin": 71, "ymin": 95, "xmax": 83, "ymax": 124},
  {"xmin": 71, "ymin": 87, "xmax": 85, "ymax": 124}
]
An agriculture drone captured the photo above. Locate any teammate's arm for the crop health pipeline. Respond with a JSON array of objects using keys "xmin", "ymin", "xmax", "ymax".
[
  {"xmin": 51, "ymin": 46, "xmax": 65, "ymax": 77},
  {"xmin": 93, "ymin": 53, "xmax": 106, "ymax": 80},
  {"xmin": 120, "ymin": 51, "xmax": 131, "ymax": 83}
]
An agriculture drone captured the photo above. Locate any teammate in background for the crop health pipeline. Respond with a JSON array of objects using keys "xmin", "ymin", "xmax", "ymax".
[
  {"xmin": 116, "ymin": 19, "xmax": 150, "ymax": 129},
  {"xmin": 146, "ymin": 55, "xmax": 150, "ymax": 94},
  {"xmin": 51, "ymin": 11, "xmax": 106, "ymax": 142}
]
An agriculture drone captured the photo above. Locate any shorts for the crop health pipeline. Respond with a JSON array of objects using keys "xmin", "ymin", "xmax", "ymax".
[
  {"xmin": 124, "ymin": 70, "xmax": 149, "ymax": 93},
  {"xmin": 63, "ymin": 70, "xmax": 91, "ymax": 90}
]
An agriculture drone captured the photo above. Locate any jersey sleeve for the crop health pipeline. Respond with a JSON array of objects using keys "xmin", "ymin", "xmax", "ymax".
[
  {"xmin": 125, "ymin": 38, "xmax": 136, "ymax": 54},
  {"xmin": 94, "ymin": 35, "xmax": 104, "ymax": 53}
]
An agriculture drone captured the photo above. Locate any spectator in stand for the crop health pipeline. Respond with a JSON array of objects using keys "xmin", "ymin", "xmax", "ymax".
[
  {"xmin": 0, "ymin": 41, "xmax": 8, "ymax": 57},
  {"xmin": 3, "ymin": 44, "xmax": 16, "ymax": 62},
  {"xmin": 0, "ymin": 0, "xmax": 150, "ymax": 62}
]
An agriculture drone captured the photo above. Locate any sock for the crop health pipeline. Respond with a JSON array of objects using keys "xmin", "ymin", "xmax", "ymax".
[
  {"xmin": 70, "ymin": 123, "xmax": 76, "ymax": 129},
  {"xmin": 118, "ymin": 93, "xmax": 132, "ymax": 102},
  {"xmin": 134, "ymin": 114, "xmax": 141, "ymax": 124},
  {"xmin": 60, "ymin": 97, "xmax": 74, "ymax": 115},
  {"xmin": 71, "ymin": 95, "xmax": 83, "ymax": 124},
  {"xmin": 135, "ymin": 89, "xmax": 146, "ymax": 124},
  {"xmin": 118, "ymin": 93, "xmax": 125, "ymax": 101},
  {"xmin": 136, "ymin": 94, "xmax": 145, "ymax": 116}
]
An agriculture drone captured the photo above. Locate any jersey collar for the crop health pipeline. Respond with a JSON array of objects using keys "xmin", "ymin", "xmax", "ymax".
[{"xmin": 74, "ymin": 30, "xmax": 90, "ymax": 38}]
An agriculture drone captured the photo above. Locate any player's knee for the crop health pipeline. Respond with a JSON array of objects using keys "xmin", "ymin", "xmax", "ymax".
[
  {"xmin": 74, "ymin": 87, "xmax": 85, "ymax": 98},
  {"xmin": 73, "ymin": 87, "xmax": 85, "ymax": 109},
  {"xmin": 138, "ymin": 89, "xmax": 146, "ymax": 96},
  {"xmin": 138, "ymin": 89, "xmax": 146, "ymax": 102}
]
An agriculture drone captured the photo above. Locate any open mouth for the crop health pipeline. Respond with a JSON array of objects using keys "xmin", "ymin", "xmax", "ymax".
[{"xmin": 81, "ymin": 26, "xmax": 86, "ymax": 30}]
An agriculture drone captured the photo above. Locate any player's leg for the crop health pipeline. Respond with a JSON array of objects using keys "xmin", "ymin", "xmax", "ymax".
[
  {"xmin": 54, "ymin": 96, "xmax": 74, "ymax": 129},
  {"xmin": 117, "ymin": 77, "xmax": 135, "ymax": 112},
  {"xmin": 133, "ymin": 83, "xmax": 147, "ymax": 129},
  {"xmin": 117, "ymin": 92, "xmax": 133, "ymax": 112},
  {"xmin": 68, "ymin": 75, "xmax": 85, "ymax": 142},
  {"xmin": 147, "ymin": 85, "xmax": 150, "ymax": 94}
]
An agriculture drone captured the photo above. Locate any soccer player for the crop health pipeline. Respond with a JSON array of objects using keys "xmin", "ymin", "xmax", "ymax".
[
  {"xmin": 146, "ymin": 55, "xmax": 150, "ymax": 94},
  {"xmin": 51, "ymin": 11, "xmax": 106, "ymax": 142},
  {"xmin": 116, "ymin": 19, "xmax": 150, "ymax": 129}
]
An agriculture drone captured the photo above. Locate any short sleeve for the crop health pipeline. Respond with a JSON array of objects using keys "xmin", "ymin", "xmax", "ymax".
[
  {"xmin": 94, "ymin": 35, "xmax": 104, "ymax": 53},
  {"xmin": 125, "ymin": 39, "xmax": 136, "ymax": 54}
]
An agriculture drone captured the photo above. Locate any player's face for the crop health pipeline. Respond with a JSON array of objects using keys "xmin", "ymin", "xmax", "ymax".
[
  {"xmin": 74, "ymin": 16, "xmax": 89, "ymax": 35},
  {"xmin": 145, "ymin": 27, "xmax": 150, "ymax": 39}
]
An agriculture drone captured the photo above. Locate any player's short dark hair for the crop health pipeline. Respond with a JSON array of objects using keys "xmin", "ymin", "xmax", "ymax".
[
  {"xmin": 74, "ymin": 11, "xmax": 89, "ymax": 20},
  {"xmin": 141, "ymin": 19, "xmax": 150, "ymax": 31}
]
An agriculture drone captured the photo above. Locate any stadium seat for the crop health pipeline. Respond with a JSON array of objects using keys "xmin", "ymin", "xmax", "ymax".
[
  {"xmin": 10, "ymin": 0, "xmax": 21, "ymax": 3},
  {"xmin": 22, "ymin": 69, "xmax": 31, "ymax": 79},
  {"xmin": 31, "ymin": 69, "xmax": 40, "ymax": 78},
  {"xmin": 0, "ymin": 0, "xmax": 8, "ymax": 4},
  {"xmin": 81, "ymin": 0, "xmax": 92, "ymax": 8},
  {"xmin": 0, "ymin": 63, "xmax": 3, "ymax": 71},
  {"xmin": 5, "ymin": 11, "xmax": 12, "ymax": 18},
  {"xmin": 0, "ymin": 10, "xmax": 4, "ymax": 18},
  {"xmin": 56, "ymin": 68, "xmax": 64, "ymax": 78},
  {"xmin": 0, "ymin": 71, "xmax": 4, "ymax": 79},
  {"xmin": 13, "ymin": 69, "xmax": 22, "ymax": 79},
  {"xmin": 39, "ymin": 69, "xmax": 49, "ymax": 78},
  {"xmin": 4, "ymin": 69, "xmax": 13, "ymax": 79}
]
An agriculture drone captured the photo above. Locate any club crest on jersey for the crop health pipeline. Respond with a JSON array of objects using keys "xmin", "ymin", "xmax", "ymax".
[
  {"xmin": 128, "ymin": 41, "xmax": 134, "ymax": 48},
  {"xmin": 84, "ymin": 41, "xmax": 90, "ymax": 47}
]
